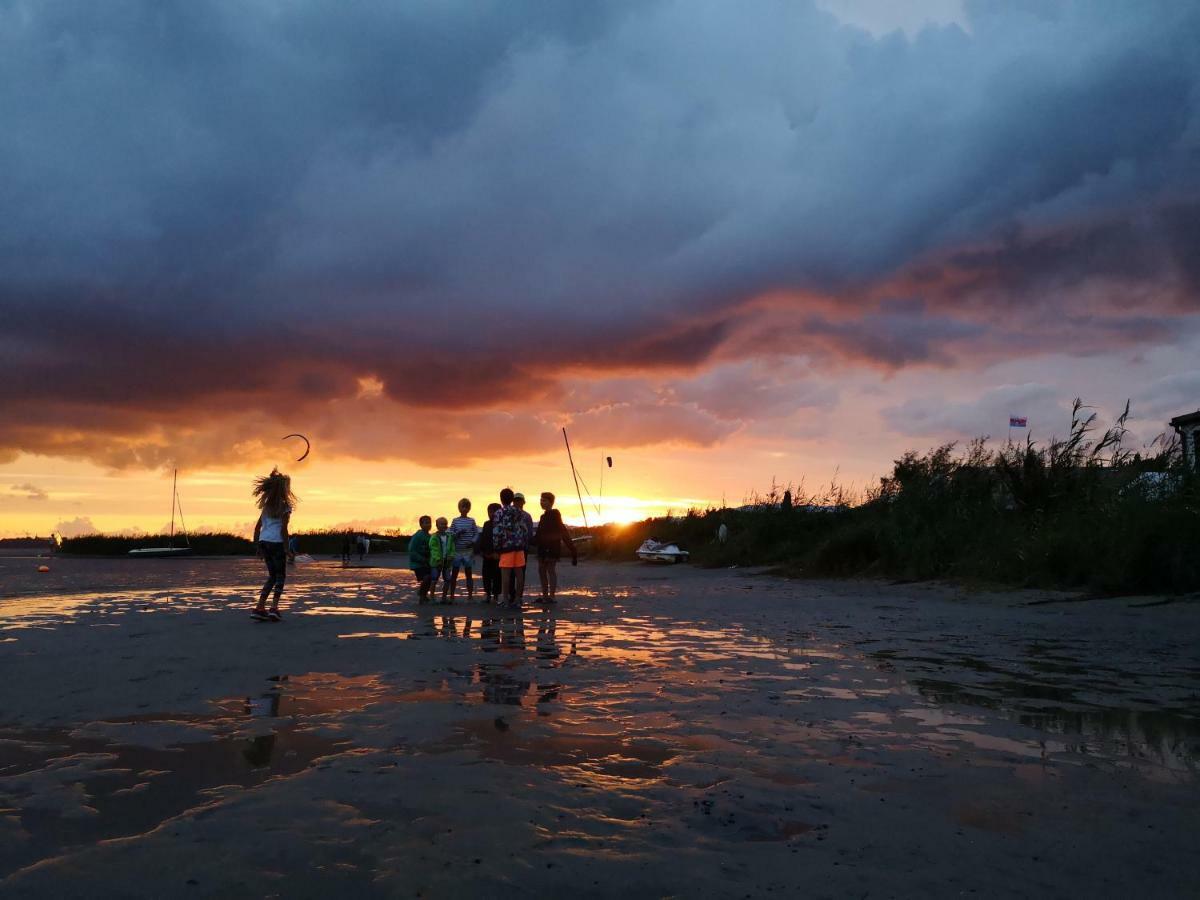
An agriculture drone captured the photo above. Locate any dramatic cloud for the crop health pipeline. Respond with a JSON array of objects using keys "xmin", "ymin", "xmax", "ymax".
[{"xmin": 1, "ymin": 0, "xmax": 1198, "ymax": 470}]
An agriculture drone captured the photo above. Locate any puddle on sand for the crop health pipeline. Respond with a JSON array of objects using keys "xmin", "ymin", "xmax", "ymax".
[
  {"xmin": 442, "ymin": 718, "xmax": 676, "ymax": 782},
  {"xmin": 909, "ymin": 679, "xmax": 1200, "ymax": 774},
  {"xmin": 237, "ymin": 672, "xmax": 391, "ymax": 718},
  {"xmin": 0, "ymin": 723, "xmax": 346, "ymax": 878},
  {"xmin": 351, "ymin": 604, "xmax": 1200, "ymax": 787},
  {"xmin": 0, "ymin": 672, "xmax": 393, "ymax": 878}
]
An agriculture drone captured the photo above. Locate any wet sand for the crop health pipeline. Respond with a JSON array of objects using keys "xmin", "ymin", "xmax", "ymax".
[{"xmin": 1, "ymin": 554, "xmax": 1197, "ymax": 897}]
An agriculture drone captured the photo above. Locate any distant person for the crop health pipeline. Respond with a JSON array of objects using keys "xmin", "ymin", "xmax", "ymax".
[
  {"xmin": 513, "ymin": 492, "xmax": 536, "ymax": 601},
  {"xmin": 493, "ymin": 488, "xmax": 531, "ymax": 606},
  {"xmin": 448, "ymin": 498, "xmax": 480, "ymax": 601},
  {"xmin": 287, "ymin": 534, "xmax": 299, "ymax": 567},
  {"xmin": 341, "ymin": 531, "xmax": 352, "ymax": 567},
  {"xmin": 478, "ymin": 502, "xmax": 502, "ymax": 602},
  {"xmin": 357, "ymin": 533, "xmax": 368, "ymax": 561},
  {"xmin": 409, "ymin": 516, "xmax": 433, "ymax": 602},
  {"xmin": 430, "ymin": 517, "xmax": 453, "ymax": 602},
  {"xmin": 251, "ymin": 468, "xmax": 296, "ymax": 622},
  {"xmin": 536, "ymin": 492, "xmax": 577, "ymax": 603}
]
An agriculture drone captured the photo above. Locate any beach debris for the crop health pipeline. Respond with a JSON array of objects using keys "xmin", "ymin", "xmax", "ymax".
[
  {"xmin": 37, "ymin": 565, "xmax": 49, "ymax": 573},
  {"xmin": 282, "ymin": 433, "xmax": 311, "ymax": 462}
]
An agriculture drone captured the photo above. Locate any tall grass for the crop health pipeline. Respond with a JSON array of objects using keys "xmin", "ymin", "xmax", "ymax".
[{"xmin": 591, "ymin": 400, "xmax": 1200, "ymax": 595}]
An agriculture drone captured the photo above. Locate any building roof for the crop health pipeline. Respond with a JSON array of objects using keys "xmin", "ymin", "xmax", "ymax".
[{"xmin": 1169, "ymin": 409, "xmax": 1200, "ymax": 428}]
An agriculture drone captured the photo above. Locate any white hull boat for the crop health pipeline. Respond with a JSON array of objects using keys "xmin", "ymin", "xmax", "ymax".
[
  {"xmin": 128, "ymin": 547, "xmax": 194, "ymax": 558},
  {"xmin": 636, "ymin": 539, "xmax": 689, "ymax": 564}
]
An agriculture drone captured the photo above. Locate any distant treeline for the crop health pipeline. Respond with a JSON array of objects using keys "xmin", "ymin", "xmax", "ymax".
[
  {"xmin": 590, "ymin": 401, "xmax": 1200, "ymax": 596},
  {"xmin": 0, "ymin": 537, "xmax": 50, "ymax": 548},
  {"xmin": 59, "ymin": 533, "xmax": 252, "ymax": 555},
  {"xmin": 60, "ymin": 529, "xmax": 412, "ymax": 557}
]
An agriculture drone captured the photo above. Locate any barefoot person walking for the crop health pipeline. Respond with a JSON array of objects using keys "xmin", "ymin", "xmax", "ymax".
[{"xmin": 251, "ymin": 468, "xmax": 296, "ymax": 622}]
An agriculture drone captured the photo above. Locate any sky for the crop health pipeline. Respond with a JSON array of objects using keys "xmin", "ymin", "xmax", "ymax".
[{"xmin": 2, "ymin": 0, "xmax": 1199, "ymax": 538}]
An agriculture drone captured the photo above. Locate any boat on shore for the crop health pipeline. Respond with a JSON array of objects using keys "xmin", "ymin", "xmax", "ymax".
[
  {"xmin": 636, "ymin": 539, "xmax": 689, "ymax": 564},
  {"xmin": 129, "ymin": 469, "xmax": 193, "ymax": 558}
]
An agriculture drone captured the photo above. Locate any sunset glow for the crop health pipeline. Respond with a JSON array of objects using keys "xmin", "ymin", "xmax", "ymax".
[{"xmin": 1, "ymin": 2, "xmax": 1198, "ymax": 539}]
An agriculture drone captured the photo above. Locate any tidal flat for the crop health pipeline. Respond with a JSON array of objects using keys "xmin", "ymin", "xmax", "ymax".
[{"xmin": 0, "ymin": 555, "xmax": 1197, "ymax": 897}]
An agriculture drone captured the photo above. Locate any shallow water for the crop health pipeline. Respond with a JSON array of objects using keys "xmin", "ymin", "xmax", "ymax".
[{"xmin": 1, "ymin": 557, "xmax": 1197, "ymax": 895}]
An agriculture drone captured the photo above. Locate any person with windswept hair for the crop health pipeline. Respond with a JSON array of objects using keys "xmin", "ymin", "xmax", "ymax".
[{"xmin": 251, "ymin": 468, "xmax": 296, "ymax": 622}]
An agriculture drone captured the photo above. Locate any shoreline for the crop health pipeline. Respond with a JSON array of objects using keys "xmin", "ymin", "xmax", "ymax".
[{"xmin": 7, "ymin": 546, "xmax": 1190, "ymax": 607}]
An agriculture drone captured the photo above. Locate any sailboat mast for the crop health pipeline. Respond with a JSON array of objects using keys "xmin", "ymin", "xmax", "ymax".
[
  {"xmin": 170, "ymin": 468, "xmax": 177, "ymax": 544},
  {"xmin": 562, "ymin": 428, "xmax": 589, "ymax": 529}
]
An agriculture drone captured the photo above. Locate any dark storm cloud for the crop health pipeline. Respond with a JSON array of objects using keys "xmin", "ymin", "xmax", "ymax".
[
  {"xmin": 800, "ymin": 299, "xmax": 987, "ymax": 367},
  {"xmin": 2, "ymin": 0, "xmax": 1199, "ymax": 466},
  {"xmin": 896, "ymin": 203, "xmax": 1200, "ymax": 312}
]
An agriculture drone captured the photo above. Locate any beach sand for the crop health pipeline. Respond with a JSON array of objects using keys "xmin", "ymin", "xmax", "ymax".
[{"xmin": 0, "ymin": 553, "xmax": 1197, "ymax": 897}]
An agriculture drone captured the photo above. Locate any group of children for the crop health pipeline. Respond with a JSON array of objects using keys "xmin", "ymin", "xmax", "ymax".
[
  {"xmin": 406, "ymin": 488, "xmax": 577, "ymax": 606},
  {"xmin": 250, "ymin": 472, "xmax": 578, "ymax": 619}
]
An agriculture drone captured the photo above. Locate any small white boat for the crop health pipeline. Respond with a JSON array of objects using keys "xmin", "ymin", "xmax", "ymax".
[
  {"xmin": 128, "ymin": 546, "xmax": 194, "ymax": 558},
  {"xmin": 636, "ymin": 539, "xmax": 689, "ymax": 564}
]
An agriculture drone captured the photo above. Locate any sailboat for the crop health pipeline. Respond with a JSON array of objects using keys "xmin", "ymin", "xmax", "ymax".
[
  {"xmin": 129, "ymin": 469, "xmax": 194, "ymax": 558},
  {"xmin": 562, "ymin": 428, "xmax": 594, "ymax": 551}
]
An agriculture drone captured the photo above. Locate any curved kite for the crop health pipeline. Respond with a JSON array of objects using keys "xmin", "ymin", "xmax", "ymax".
[{"xmin": 282, "ymin": 433, "xmax": 311, "ymax": 462}]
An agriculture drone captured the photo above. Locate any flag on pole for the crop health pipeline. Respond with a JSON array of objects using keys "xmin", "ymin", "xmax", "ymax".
[{"xmin": 1009, "ymin": 416, "xmax": 1027, "ymax": 428}]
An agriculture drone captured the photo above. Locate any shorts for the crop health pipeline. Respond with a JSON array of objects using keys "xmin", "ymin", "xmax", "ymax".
[
  {"xmin": 452, "ymin": 554, "xmax": 474, "ymax": 570},
  {"xmin": 412, "ymin": 566, "xmax": 431, "ymax": 582},
  {"xmin": 537, "ymin": 544, "xmax": 562, "ymax": 562},
  {"xmin": 499, "ymin": 550, "xmax": 526, "ymax": 569}
]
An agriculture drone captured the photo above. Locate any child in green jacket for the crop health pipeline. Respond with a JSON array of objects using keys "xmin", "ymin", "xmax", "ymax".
[{"xmin": 429, "ymin": 516, "xmax": 455, "ymax": 603}]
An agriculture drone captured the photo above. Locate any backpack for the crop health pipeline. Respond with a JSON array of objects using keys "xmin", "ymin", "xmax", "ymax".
[{"xmin": 492, "ymin": 505, "xmax": 528, "ymax": 552}]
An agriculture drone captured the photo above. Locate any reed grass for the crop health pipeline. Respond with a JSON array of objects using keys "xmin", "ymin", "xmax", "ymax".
[{"xmin": 590, "ymin": 400, "xmax": 1200, "ymax": 595}]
